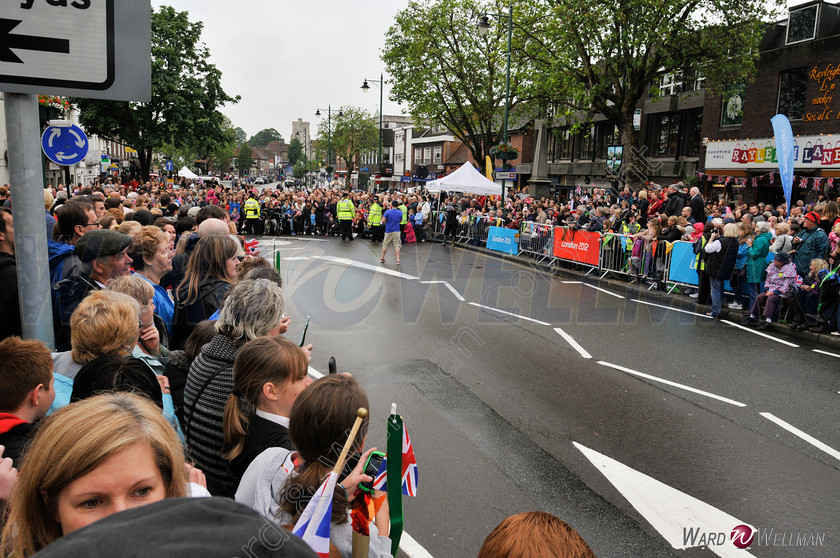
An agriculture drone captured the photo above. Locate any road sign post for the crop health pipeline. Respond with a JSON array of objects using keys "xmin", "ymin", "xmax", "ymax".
[{"xmin": 5, "ymin": 93, "xmax": 55, "ymax": 347}]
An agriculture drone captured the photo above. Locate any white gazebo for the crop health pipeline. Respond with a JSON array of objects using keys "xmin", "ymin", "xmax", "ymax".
[{"xmin": 425, "ymin": 162, "xmax": 502, "ymax": 195}]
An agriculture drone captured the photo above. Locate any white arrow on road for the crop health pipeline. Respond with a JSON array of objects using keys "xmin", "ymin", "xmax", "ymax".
[
  {"xmin": 574, "ymin": 442, "xmax": 757, "ymax": 557},
  {"xmin": 68, "ymin": 128, "xmax": 86, "ymax": 148},
  {"xmin": 48, "ymin": 128, "xmax": 60, "ymax": 148}
]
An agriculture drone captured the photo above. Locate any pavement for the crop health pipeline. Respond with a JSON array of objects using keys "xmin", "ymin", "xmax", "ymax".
[{"xmin": 253, "ymin": 232, "xmax": 840, "ymax": 558}]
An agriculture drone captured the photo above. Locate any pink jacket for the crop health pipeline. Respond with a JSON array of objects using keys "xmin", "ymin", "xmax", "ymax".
[{"xmin": 763, "ymin": 262, "xmax": 798, "ymax": 296}]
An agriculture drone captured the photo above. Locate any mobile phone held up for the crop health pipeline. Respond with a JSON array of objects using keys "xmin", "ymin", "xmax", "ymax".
[
  {"xmin": 299, "ymin": 316, "xmax": 310, "ymax": 347},
  {"xmin": 343, "ymin": 450, "xmax": 386, "ymax": 495}
]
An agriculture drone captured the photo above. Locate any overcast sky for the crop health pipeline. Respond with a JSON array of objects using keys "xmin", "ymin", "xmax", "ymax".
[{"xmin": 151, "ymin": 0, "xmax": 410, "ymax": 142}]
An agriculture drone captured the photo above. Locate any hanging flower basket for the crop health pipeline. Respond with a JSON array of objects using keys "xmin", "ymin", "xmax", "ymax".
[
  {"xmin": 38, "ymin": 95, "xmax": 72, "ymax": 113},
  {"xmin": 490, "ymin": 143, "xmax": 519, "ymax": 160}
]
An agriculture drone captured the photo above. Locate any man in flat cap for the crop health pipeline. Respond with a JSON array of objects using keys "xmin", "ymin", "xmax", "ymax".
[{"xmin": 53, "ymin": 229, "xmax": 133, "ymax": 351}]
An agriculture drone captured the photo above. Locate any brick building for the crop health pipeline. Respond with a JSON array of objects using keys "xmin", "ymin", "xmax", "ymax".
[{"xmin": 701, "ymin": 0, "xmax": 840, "ymax": 206}]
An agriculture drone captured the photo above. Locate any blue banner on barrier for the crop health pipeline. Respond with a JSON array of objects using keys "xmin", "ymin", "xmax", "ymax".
[
  {"xmin": 668, "ymin": 242, "xmax": 699, "ymax": 286},
  {"xmin": 487, "ymin": 226, "xmax": 518, "ymax": 255}
]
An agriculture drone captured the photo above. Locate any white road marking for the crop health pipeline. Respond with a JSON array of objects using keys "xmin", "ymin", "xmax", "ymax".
[
  {"xmin": 308, "ymin": 364, "xmax": 434, "ymax": 558},
  {"xmin": 597, "ymin": 361, "xmax": 747, "ymax": 407},
  {"xmin": 468, "ymin": 302, "xmax": 551, "ymax": 326},
  {"xmin": 812, "ymin": 349, "xmax": 840, "ymax": 359},
  {"xmin": 561, "ymin": 280, "xmax": 583, "ymax": 284},
  {"xmin": 282, "ymin": 256, "xmax": 311, "ymax": 261},
  {"xmin": 720, "ymin": 320, "xmax": 800, "ymax": 348},
  {"xmin": 630, "ymin": 298, "xmax": 713, "ymax": 319},
  {"xmin": 574, "ymin": 443, "xmax": 757, "ymax": 557},
  {"xmin": 554, "ymin": 327, "xmax": 592, "ymax": 359},
  {"xmin": 759, "ymin": 412, "xmax": 840, "ymax": 462},
  {"xmin": 420, "ymin": 280, "xmax": 465, "ymax": 301},
  {"xmin": 580, "ymin": 283, "xmax": 625, "ymax": 299},
  {"xmin": 312, "ymin": 255, "xmax": 418, "ymax": 280}
]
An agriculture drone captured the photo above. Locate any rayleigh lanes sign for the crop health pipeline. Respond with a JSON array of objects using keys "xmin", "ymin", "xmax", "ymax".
[
  {"xmin": 705, "ymin": 133, "xmax": 840, "ymax": 170},
  {"xmin": 0, "ymin": 0, "xmax": 151, "ymax": 102}
]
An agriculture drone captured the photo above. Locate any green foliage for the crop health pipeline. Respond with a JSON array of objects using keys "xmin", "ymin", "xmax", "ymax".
[
  {"xmin": 236, "ymin": 142, "xmax": 254, "ymax": 172},
  {"xmin": 383, "ymin": 0, "xmax": 540, "ymax": 163},
  {"xmin": 293, "ymin": 160, "xmax": 307, "ymax": 179},
  {"xmin": 316, "ymin": 106, "xmax": 378, "ymax": 187},
  {"xmin": 234, "ymin": 127, "xmax": 247, "ymax": 146},
  {"xmin": 288, "ymin": 138, "xmax": 305, "ymax": 166},
  {"xmin": 248, "ymin": 128, "xmax": 284, "ymax": 147},
  {"xmin": 73, "ymin": 6, "xmax": 239, "ymax": 180}
]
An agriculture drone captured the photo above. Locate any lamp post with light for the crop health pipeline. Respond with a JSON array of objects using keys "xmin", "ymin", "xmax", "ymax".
[
  {"xmin": 478, "ymin": 4, "xmax": 513, "ymax": 203},
  {"xmin": 315, "ymin": 106, "xmax": 343, "ymax": 182},
  {"xmin": 360, "ymin": 73, "xmax": 384, "ymax": 188}
]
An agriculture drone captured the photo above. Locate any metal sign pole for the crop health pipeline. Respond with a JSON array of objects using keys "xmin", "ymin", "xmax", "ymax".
[{"xmin": 5, "ymin": 92, "xmax": 55, "ymax": 347}]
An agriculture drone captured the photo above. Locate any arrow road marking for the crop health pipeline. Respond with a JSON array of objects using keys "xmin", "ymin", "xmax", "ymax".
[
  {"xmin": 0, "ymin": 18, "xmax": 70, "ymax": 64},
  {"xmin": 419, "ymin": 280, "xmax": 465, "ymax": 301},
  {"xmin": 574, "ymin": 442, "xmax": 757, "ymax": 557},
  {"xmin": 554, "ymin": 327, "xmax": 592, "ymax": 359},
  {"xmin": 759, "ymin": 412, "xmax": 840, "ymax": 462},
  {"xmin": 47, "ymin": 128, "xmax": 61, "ymax": 148},
  {"xmin": 311, "ymin": 255, "xmax": 418, "ymax": 280},
  {"xmin": 68, "ymin": 128, "xmax": 85, "ymax": 148},
  {"xmin": 597, "ymin": 361, "xmax": 747, "ymax": 407}
]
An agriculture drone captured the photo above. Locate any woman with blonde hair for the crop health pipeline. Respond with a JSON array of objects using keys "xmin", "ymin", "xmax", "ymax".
[
  {"xmin": 130, "ymin": 226, "xmax": 175, "ymax": 341},
  {"xmin": 0, "ymin": 393, "xmax": 189, "ymax": 557},
  {"xmin": 704, "ymin": 222, "xmax": 741, "ymax": 318},
  {"xmin": 172, "ymin": 235, "xmax": 239, "ymax": 350},
  {"xmin": 223, "ymin": 336, "xmax": 311, "ymax": 487}
]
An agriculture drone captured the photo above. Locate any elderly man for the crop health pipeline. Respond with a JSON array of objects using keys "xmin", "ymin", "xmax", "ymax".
[
  {"xmin": 53, "ymin": 229, "xmax": 133, "ymax": 351},
  {"xmin": 792, "ymin": 211, "xmax": 829, "ymax": 277},
  {"xmin": 688, "ymin": 187, "xmax": 705, "ymax": 223}
]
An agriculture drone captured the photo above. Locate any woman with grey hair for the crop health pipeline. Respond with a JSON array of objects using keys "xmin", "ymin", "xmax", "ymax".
[{"xmin": 183, "ymin": 278, "xmax": 310, "ymax": 497}]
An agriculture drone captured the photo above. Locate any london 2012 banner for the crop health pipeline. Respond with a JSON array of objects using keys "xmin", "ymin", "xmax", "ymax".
[{"xmin": 552, "ymin": 228, "xmax": 600, "ymax": 266}]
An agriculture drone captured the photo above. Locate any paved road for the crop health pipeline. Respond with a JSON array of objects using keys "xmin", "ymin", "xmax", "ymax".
[{"xmin": 255, "ymin": 234, "xmax": 840, "ymax": 558}]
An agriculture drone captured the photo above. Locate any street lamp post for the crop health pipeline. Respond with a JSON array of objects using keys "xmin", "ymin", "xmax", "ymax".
[
  {"xmin": 315, "ymin": 106, "xmax": 343, "ymax": 183},
  {"xmin": 478, "ymin": 3, "xmax": 513, "ymax": 203},
  {"xmin": 361, "ymin": 73, "xmax": 384, "ymax": 191}
]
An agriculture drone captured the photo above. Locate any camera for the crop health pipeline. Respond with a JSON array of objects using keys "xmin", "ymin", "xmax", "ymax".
[{"xmin": 342, "ymin": 450, "xmax": 386, "ymax": 494}]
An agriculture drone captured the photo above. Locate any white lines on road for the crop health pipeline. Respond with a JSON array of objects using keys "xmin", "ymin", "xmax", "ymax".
[
  {"xmin": 554, "ymin": 328, "xmax": 592, "ymax": 359},
  {"xmin": 420, "ymin": 280, "xmax": 465, "ymax": 301},
  {"xmin": 580, "ymin": 283, "xmax": 625, "ymax": 299},
  {"xmin": 759, "ymin": 412, "xmax": 840, "ymax": 462},
  {"xmin": 630, "ymin": 298, "xmax": 713, "ymax": 319},
  {"xmin": 597, "ymin": 361, "xmax": 747, "ymax": 407},
  {"xmin": 574, "ymin": 443, "xmax": 757, "ymax": 557},
  {"xmin": 282, "ymin": 256, "xmax": 311, "ymax": 261},
  {"xmin": 311, "ymin": 255, "xmax": 419, "ymax": 280},
  {"xmin": 719, "ymin": 320, "xmax": 800, "ymax": 348},
  {"xmin": 812, "ymin": 349, "xmax": 840, "ymax": 359},
  {"xmin": 308, "ymin": 363, "xmax": 435, "ymax": 558},
  {"xmin": 468, "ymin": 302, "xmax": 551, "ymax": 326},
  {"xmin": 561, "ymin": 280, "xmax": 582, "ymax": 284}
]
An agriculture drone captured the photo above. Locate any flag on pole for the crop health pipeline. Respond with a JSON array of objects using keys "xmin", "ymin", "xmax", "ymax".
[
  {"xmin": 387, "ymin": 406, "xmax": 404, "ymax": 556},
  {"xmin": 292, "ymin": 471, "xmax": 338, "ymax": 558},
  {"xmin": 372, "ymin": 425, "xmax": 419, "ymax": 496}
]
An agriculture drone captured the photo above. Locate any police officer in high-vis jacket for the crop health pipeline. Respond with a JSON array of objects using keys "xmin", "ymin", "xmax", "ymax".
[
  {"xmin": 368, "ymin": 196, "xmax": 383, "ymax": 243},
  {"xmin": 336, "ymin": 191, "xmax": 355, "ymax": 241},
  {"xmin": 243, "ymin": 191, "xmax": 261, "ymax": 236}
]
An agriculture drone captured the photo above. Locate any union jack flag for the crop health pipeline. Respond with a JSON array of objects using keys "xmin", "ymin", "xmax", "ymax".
[{"xmin": 372, "ymin": 426, "xmax": 419, "ymax": 496}]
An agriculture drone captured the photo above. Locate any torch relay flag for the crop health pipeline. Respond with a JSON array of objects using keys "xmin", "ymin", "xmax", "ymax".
[{"xmin": 372, "ymin": 425, "xmax": 419, "ymax": 496}]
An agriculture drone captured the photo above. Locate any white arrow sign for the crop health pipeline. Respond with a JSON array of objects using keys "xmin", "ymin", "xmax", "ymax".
[
  {"xmin": 574, "ymin": 442, "xmax": 757, "ymax": 557},
  {"xmin": 47, "ymin": 127, "xmax": 60, "ymax": 148},
  {"xmin": 69, "ymin": 128, "xmax": 85, "ymax": 148}
]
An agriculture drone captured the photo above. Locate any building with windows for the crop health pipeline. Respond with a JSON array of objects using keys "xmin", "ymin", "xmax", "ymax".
[{"xmin": 701, "ymin": 0, "xmax": 840, "ymax": 206}]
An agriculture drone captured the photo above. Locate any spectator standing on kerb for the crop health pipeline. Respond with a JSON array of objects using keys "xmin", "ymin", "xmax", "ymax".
[{"xmin": 380, "ymin": 200, "xmax": 404, "ymax": 264}]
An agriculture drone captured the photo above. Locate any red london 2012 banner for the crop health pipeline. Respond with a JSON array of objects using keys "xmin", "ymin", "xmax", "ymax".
[{"xmin": 552, "ymin": 228, "xmax": 600, "ymax": 266}]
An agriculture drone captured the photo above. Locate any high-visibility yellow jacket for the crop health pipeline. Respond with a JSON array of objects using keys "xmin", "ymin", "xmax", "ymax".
[
  {"xmin": 369, "ymin": 203, "xmax": 382, "ymax": 226},
  {"xmin": 337, "ymin": 199, "xmax": 355, "ymax": 220},
  {"xmin": 399, "ymin": 204, "xmax": 408, "ymax": 225},
  {"xmin": 244, "ymin": 198, "xmax": 260, "ymax": 219}
]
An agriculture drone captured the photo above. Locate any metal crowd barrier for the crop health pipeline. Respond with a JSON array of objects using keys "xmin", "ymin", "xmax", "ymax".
[
  {"xmin": 518, "ymin": 222, "xmax": 555, "ymax": 263},
  {"xmin": 598, "ymin": 233, "xmax": 635, "ymax": 279}
]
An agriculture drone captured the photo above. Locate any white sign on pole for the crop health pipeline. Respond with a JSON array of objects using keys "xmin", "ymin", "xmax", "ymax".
[{"xmin": 0, "ymin": 0, "xmax": 150, "ymax": 102}]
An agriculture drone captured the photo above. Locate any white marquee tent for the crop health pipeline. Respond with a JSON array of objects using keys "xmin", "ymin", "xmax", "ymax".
[
  {"xmin": 425, "ymin": 162, "xmax": 502, "ymax": 196},
  {"xmin": 178, "ymin": 166, "xmax": 199, "ymax": 179}
]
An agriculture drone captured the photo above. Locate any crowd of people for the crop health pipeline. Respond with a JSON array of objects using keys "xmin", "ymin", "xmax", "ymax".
[{"xmin": 0, "ymin": 176, "xmax": 601, "ymax": 556}]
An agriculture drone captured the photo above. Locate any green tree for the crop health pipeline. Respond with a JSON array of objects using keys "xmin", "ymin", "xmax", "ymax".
[
  {"xmin": 293, "ymin": 160, "xmax": 307, "ymax": 179},
  {"xmin": 236, "ymin": 142, "xmax": 254, "ymax": 174},
  {"xmin": 317, "ymin": 106, "xmax": 378, "ymax": 188},
  {"xmin": 248, "ymin": 128, "xmax": 284, "ymax": 147},
  {"xmin": 288, "ymin": 137, "xmax": 305, "ymax": 166},
  {"xmin": 73, "ymin": 6, "xmax": 239, "ymax": 180},
  {"xmin": 523, "ymin": 0, "xmax": 781, "ymax": 185},
  {"xmin": 383, "ymin": 0, "xmax": 538, "ymax": 164},
  {"xmin": 234, "ymin": 127, "xmax": 247, "ymax": 146}
]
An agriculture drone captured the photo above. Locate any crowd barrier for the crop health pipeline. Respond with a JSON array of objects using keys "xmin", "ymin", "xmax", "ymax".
[{"xmin": 518, "ymin": 222, "xmax": 554, "ymax": 262}]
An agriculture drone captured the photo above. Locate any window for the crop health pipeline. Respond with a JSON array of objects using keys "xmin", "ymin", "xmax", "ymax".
[
  {"xmin": 395, "ymin": 153, "xmax": 403, "ymax": 163},
  {"xmin": 653, "ymin": 114, "xmax": 679, "ymax": 156},
  {"xmin": 423, "ymin": 147, "xmax": 432, "ymax": 164},
  {"xmin": 414, "ymin": 147, "xmax": 423, "ymax": 165},
  {"xmin": 577, "ymin": 125, "xmax": 596, "ymax": 160},
  {"xmin": 433, "ymin": 146, "xmax": 442, "ymax": 163},
  {"xmin": 721, "ymin": 82, "xmax": 744, "ymax": 127},
  {"xmin": 686, "ymin": 108, "xmax": 703, "ymax": 156},
  {"xmin": 787, "ymin": 5, "xmax": 818, "ymax": 44},
  {"xmin": 659, "ymin": 72, "xmax": 683, "ymax": 96},
  {"xmin": 597, "ymin": 123, "xmax": 619, "ymax": 158},
  {"xmin": 778, "ymin": 68, "xmax": 808, "ymax": 120}
]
